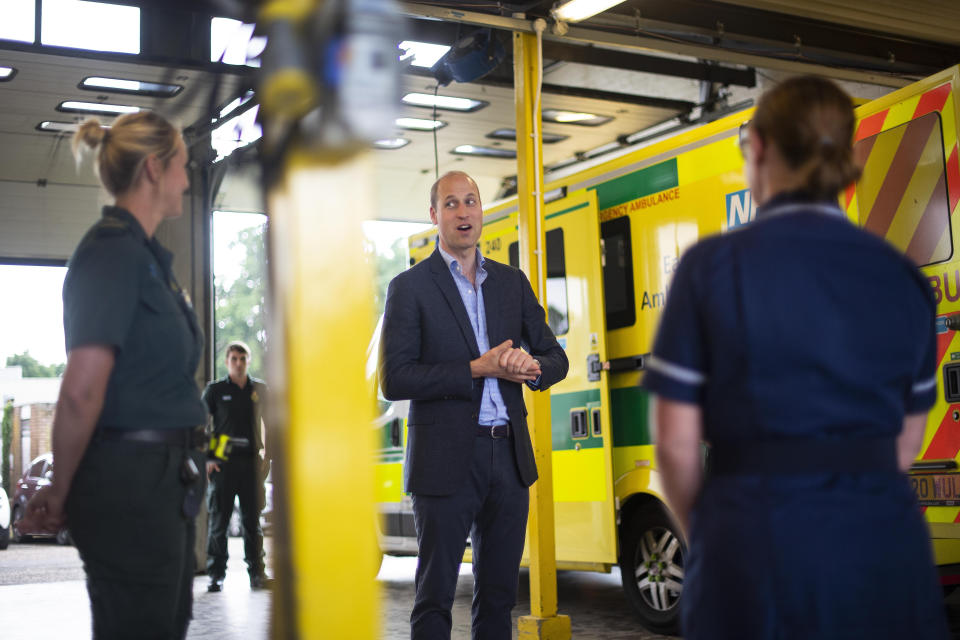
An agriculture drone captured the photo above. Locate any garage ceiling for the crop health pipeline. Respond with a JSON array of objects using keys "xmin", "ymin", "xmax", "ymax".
[{"xmin": 0, "ymin": 0, "xmax": 958, "ymax": 258}]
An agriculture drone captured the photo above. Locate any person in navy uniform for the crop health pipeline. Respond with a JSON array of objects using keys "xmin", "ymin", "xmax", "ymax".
[
  {"xmin": 379, "ymin": 171, "xmax": 569, "ymax": 640},
  {"xmin": 203, "ymin": 341, "xmax": 271, "ymax": 592},
  {"xmin": 21, "ymin": 112, "xmax": 207, "ymax": 639},
  {"xmin": 646, "ymin": 75, "xmax": 949, "ymax": 639}
]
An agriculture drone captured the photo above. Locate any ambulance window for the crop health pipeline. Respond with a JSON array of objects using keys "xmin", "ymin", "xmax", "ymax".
[
  {"xmin": 854, "ymin": 111, "xmax": 952, "ymax": 266},
  {"xmin": 601, "ymin": 216, "xmax": 635, "ymax": 330},
  {"xmin": 507, "ymin": 228, "xmax": 569, "ymax": 336}
]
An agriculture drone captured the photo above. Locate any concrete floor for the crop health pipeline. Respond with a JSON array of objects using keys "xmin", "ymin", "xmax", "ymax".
[{"xmin": 3, "ymin": 537, "xmax": 960, "ymax": 639}]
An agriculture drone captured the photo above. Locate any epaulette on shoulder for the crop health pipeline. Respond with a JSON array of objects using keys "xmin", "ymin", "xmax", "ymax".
[{"xmin": 93, "ymin": 217, "xmax": 133, "ymax": 237}]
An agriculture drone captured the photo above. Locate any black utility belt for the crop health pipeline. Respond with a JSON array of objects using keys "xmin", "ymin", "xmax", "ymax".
[
  {"xmin": 707, "ymin": 436, "xmax": 898, "ymax": 475},
  {"xmin": 95, "ymin": 426, "xmax": 206, "ymax": 451}
]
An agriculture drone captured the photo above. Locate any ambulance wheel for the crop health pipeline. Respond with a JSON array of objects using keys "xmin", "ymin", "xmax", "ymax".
[
  {"xmin": 0, "ymin": 522, "xmax": 8, "ymax": 550},
  {"xmin": 619, "ymin": 504, "xmax": 684, "ymax": 635}
]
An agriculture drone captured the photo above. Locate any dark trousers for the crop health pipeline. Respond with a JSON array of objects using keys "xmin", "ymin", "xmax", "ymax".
[
  {"xmin": 67, "ymin": 440, "xmax": 203, "ymax": 640},
  {"xmin": 411, "ymin": 433, "xmax": 530, "ymax": 640},
  {"xmin": 206, "ymin": 454, "xmax": 265, "ymax": 578}
]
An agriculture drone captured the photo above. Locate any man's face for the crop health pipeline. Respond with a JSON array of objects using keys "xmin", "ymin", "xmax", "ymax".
[
  {"xmin": 226, "ymin": 349, "xmax": 249, "ymax": 380},
  {"xmin": 430, "ymin": 174, "xmax": 483, "ymax": 257}
]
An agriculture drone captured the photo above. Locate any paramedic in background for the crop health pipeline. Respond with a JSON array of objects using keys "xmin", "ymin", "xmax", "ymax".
[
  {"xmin": 203, "ymin": 341, "xmax": 271, "ymax": 592},
  {"xmin": 645, "ymin": 76, "xmax": 949, "ymax": 639}
]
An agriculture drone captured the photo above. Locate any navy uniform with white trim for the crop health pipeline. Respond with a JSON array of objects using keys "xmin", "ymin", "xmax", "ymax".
[{"xmin": 644, "ymin": 192, "xmax": 947, "ymax": 638}]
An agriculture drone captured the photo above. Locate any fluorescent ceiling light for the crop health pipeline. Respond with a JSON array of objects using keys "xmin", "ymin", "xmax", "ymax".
[
  {"xmin": 42, "ymin": 0, "xmax": 140, "ymax": 54},
  {"xmin": 0, "ymin": 0, "xmax": 35, "ymax": 43},
  {"xmin": 373, "ymin": 138, "xmax": 410, "ymax": 150},
  {"xmin": 211, "ymin": 17, "xmax": 266, "ymax": 67},
  {"xmin": 396, "ymin": 117, "xmax": 446, "ymax": 131},
  {"xmin": 487, "ymin": 128, "xmax": 568, "ymax": 144},
  {"xmin": 402, "ymin": 93, "xmax": 488, "ymax": 113},
  {"xmin": 542, "ymin": 109, "xmax": 612, "ymax": 127},
  {"xmin": 0, "ymin": 66, "xmax": 16, "ymax": 81},
  {"xmin": 81, "ymin": 76, "xmax": 182, "ymax": 97},
  {"xmin": 451, "ymin": 145, "xmax": 516, "ymax": 159},
  {"xmin": 36, "ymin": 121, "xmax": 80, "ymax": 133},
  {"xmin": 552, "ymin": 0, "xmax": 627, "ymax": 23},
  {"xmin": 399, "ymin": 41, "xmax": 450, "ymax": 68},
  {"xmin": 58, "ymin": 101, "xmax": 141, "ymax": 115}
]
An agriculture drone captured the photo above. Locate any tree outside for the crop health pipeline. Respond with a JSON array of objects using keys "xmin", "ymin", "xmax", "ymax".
[
  {"xmin": 214, "ymin": 221, "xmax": 268, "ymax": 380},
  {"xmin": 212, "ymin": 217, "xmax": 425, "ymax": 381},
  {"xmin": 5, "ymin": 351, "xmax": 64, "ymax": 377}
]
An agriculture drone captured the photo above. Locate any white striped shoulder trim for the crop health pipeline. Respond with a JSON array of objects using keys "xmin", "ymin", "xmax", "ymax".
[
  {"xmin": 645, "ymin": 355, "xmax": 706, "ymax": 386},
  {"xmin": 912, "ymin": 374, "xmax": 937, "ymax": 394}
]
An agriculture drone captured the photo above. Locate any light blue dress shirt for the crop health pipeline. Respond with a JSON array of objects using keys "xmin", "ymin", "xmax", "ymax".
[{"xmin": 438, "ymin": 246, "xmax": 510, "ymax": 427}]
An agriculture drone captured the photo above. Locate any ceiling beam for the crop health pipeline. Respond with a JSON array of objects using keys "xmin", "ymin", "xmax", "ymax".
[{"xmin": 400, "ymin": 2, "xmax": 916, "ymax": 87}]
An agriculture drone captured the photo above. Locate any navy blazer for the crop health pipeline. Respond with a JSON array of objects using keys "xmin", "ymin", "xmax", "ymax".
[{"xmin": 379, "ymin": 249, "xmax": 569, "ymax": 496}]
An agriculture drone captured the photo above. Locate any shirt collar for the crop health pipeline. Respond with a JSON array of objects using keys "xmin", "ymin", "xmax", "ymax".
[
  {"xmin": 102, "ymin": 205, "xmax": 148, "ymax": 243},
  {"xmin": 755, "ymin": 189, "xmax": 839, "ymax": 220},
  {"xmin": 438, "ymin": 245, "xmax": 485, "ymax": 276}
]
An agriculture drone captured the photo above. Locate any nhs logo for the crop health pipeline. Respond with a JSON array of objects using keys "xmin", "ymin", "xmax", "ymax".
[{"xmin": 725, "ymin": 189, "xmax": 757, "ymax": 230}]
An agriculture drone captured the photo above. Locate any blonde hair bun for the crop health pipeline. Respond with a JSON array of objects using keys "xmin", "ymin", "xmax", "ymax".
[{"xmin": 72, "ymin": 119, "xmax": 107, "ymax": 154}]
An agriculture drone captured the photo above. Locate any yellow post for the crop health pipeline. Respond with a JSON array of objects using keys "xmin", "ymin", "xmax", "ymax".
[
  {"xmin": 266, "ymin": 148, "xmax": 379, "ymax": 640},
  {"xmin": 513, "ymin": 26, "xmax": 572, "ymax": 640}
]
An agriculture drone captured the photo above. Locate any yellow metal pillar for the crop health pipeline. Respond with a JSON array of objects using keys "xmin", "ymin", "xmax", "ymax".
[
  {"xmin": 266, "ymin": 148, "xmax": 379, "ymax": 639},
  {"xmin": 513, "ymin": 26, "xmax": 572, "ymax": 640}
]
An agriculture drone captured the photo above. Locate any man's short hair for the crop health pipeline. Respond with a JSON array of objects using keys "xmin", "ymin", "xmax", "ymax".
[
  {"xmin": 225, "ymin": 341, "xmax": 251, "ymax": 358},
  {"xmin": 429, "ymin": 171, "xmax": 478, "ymax": 211}
]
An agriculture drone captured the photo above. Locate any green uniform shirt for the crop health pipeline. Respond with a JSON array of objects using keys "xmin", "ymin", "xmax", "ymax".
[
  {"xmin": 202, "ymin": 376, "xmax": 267, "ymax": 452},
  {"xmin": 63, "ymin": 205, "xmax": 207, "ymax": 429}
]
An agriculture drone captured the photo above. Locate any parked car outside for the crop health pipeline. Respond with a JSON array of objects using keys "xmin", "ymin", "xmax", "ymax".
[
  {"xmin": 0, "ymin": 484, "xmax": 10, "ymax": 549},
  {"xmin": 12, "ymin": 452, "xmax": 72, "ymax": 545}
]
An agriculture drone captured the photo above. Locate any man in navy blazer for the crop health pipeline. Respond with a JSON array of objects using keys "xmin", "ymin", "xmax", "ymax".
[{"xmin": 379, "ymin": 171, "xmax": 569, "ymax": 640}]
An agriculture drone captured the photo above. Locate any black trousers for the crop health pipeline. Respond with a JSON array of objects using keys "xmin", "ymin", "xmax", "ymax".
[
  {"xmin": 410, "ymin": 433, "xmax": 530, "ymax": 640},
  {"xmin": 206, "ymin": 454, "xmax": 265, "ymax": 578},
  {"xmin": 67, "ymin": 440, "xmax": 203, "ymax": 640}
]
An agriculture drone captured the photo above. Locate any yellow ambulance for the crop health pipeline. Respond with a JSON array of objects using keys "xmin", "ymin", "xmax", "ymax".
[{"xmin": 375, "ymin": 65, "xmax": 960, "ymax": 634}]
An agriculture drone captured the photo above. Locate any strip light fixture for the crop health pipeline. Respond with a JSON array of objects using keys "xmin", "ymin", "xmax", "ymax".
[
  {"xmin": 402, "ymin": 93, "xmax": 488, "ymax": 113},
  {"xmin": 81, "ymin": 76, "xmax": 182, "ymax": 97},
  {"xmin": 58, "ymin": 101, "xmax": 141, "ymax": 115},
  {"xmin": 552, "ymin": 0, "xmax": 628, "ymax": 23},
  {"xmin": 396, "ymin": 117, "xmax": 446, "ymax": 131}
]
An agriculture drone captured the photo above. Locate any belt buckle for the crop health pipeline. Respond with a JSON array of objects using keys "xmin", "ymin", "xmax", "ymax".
[{"xmin": 491, "ymin": 424, "xmax": 509, "ymax": 439}]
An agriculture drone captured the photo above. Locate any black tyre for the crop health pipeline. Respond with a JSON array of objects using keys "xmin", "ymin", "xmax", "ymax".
[
  {"xmin": 10, "ymin": 505, "xmax": 26, "ymax": 543},
  {"xmin": 619, "ymin": 503, "xmax": 685, "ymax": 635},
  {"xmin": 0, "ymin": 523, "xmax": 8, "ymax": 550}
]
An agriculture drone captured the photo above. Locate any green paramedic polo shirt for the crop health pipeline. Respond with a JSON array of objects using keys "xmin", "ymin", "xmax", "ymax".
[{"xmin": 63, "ymin": 205, "xmax": 207, "ymax": 430}]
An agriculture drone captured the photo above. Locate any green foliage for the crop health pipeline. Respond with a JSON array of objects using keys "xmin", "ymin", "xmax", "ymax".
[
  {"xmin": 214, "ymin": 224, "xmax": 268, "ymax": 380},
  {"xmin": 1, "ymin": 401, "xmax": 12, "ymax": 494},
  {"xmin": 5, "ymin": 351, "xmax": 64, "ymax": 377},
  {"xmin": 365, "ymin": 236, "xmax": 409, "ymax": 322},
  {"xmin": 212, "ymin": 222, "xmax": 413, "ymax": 382}
]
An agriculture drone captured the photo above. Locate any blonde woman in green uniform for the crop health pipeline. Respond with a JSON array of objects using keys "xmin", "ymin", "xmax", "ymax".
[{"xmin": 20, "ymin": 112, "xmax": 207, "ymax": 640}]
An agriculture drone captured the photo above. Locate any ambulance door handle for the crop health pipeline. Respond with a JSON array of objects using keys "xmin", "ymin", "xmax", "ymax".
[{"xmin": 389, "ymin": 418, "xmax": 402, "ymax": 447}]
